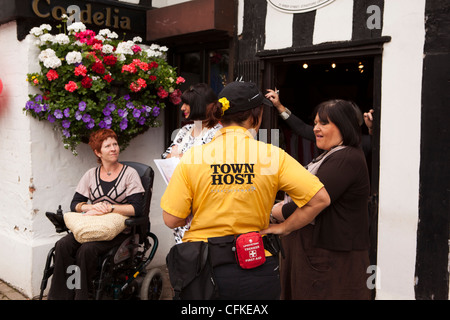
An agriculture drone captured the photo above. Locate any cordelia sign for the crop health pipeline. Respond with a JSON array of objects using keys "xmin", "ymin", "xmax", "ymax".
[{"xmin": 267, "ymin": 0, "xmax": 336, "ymax": 13}]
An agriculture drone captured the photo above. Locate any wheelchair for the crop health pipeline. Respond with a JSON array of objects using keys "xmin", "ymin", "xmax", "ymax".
[{"xmin": 39, "ymin": 162, "xmax": 165, "ymax": 300}]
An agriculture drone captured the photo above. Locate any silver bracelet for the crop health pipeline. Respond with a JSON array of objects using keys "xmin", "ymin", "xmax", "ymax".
[{"xmin": 280, "ymin": 108, "xmax": 291, "ymax": 120}]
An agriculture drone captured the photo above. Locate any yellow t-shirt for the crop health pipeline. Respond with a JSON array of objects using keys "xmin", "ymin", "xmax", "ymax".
[{"xmin": 160, "ymin": 126, "xmax": 324, "ymax": 243}]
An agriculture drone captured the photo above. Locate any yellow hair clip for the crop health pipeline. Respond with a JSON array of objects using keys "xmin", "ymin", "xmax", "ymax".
[{"xmin": 219, "ymin": 97, "xmax": 230, "ymax": 115}]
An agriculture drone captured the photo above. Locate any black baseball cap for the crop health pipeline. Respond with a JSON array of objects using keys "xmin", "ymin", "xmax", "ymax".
[{"xmin": 218, "ymin": 81, "xmax": 273, "ymax": 114}]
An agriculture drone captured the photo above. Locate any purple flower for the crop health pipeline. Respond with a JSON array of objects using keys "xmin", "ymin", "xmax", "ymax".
[
  {"xmin": 82, "ymin": 113, "xmax": 91, "ymax": 123},
  {"xmin": 63, "ymin": 108, "xmax": 70, "ymax": 117},
  {"xmin": 62, "ymin": 120, "xmax": 71, "ymax": 129},
  {"xmin": 126, "ymin": 102, "xmax": 134, "ymax": 109},
  {"xmin": 63, "ymin": 129, "xmax": 71, "ymax": 138},
  {"xmin": 152, "ymin": 106, "xmax": 160, "ymax": 117},
  {"xmin": 99, "ymin": 120, "xmax": 107, "ymax": 128},
  {"xmin": 107, "ymin": 96, "xmax": 113, "ymax": 101},
  {"xmin": 47, "ymin": 114, "xmax": 56, "ymax": 123},
  {"xmin": 132, "ymin": 108, "xmax": 141, "ymax": 118},
  {"xmin": 25, "ymin": 101, "xmax": 34, "ymax": 110},
  {"xmin": 75, "ymin": 110, "xmax": 82, "ymax": 121},
  {"xmin": 86, "ymin": 119, "xmax": 95, "ymax": 130},
  {"xmin": 104, "ymin": 116, "xmax": 112, "ymax": 125},
  {"xmin": 33, "ymin": 104, "xmax": 43, "ymax": 113},
  {"xmin": 123, "ymin": 94, "xmax": 130, "ymax": 101},
  {"xmin": 118, "ymin": 109, "xmax": 128, "ymax": 118},
  {"xmin": 54, "ymin": 109, "xmax": 63, "ymax": 119},
  {"xmin": 103, "ymin": 107, "xmax": 111, "ymax": 116},
  {"xmin": 119, "ymin": 118, "xmax": 128, "ymax": 130},
  {"xmin": 138, "ymin": 117, "xmax": 146, "ymax": 125},
  {"xmin": 78, "ymin": 101, "xmax": 86, "ymax": 111},
  {"xmin": 106, "ymin": 102, "xmax": 116, "ymax": 112},
  {"xmin": 34, "ymin": 95, "xmax": 43, "ymax": 103}
]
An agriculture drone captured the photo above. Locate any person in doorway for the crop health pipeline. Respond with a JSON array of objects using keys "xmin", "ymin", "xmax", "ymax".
[
  {"xmin": 161, "ymin": 81, "xmax": 330, "ymax": 300},
  {"xmin": 265, "ymin": 89, "xmax": 373, "ymax": 156},
  {"xmin": 162, "ymin": 83, "xmax": 223, "ymax": 244},
  {"xmin": 47, "ymin": 129, "xmax": 144, "ymax": 300},
  {"xmin": 264, "ymin": 99, "xmax": 372, "ymax": 300}
]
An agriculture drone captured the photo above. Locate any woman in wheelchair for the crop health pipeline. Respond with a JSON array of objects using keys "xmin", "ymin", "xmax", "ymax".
[{"xmin": 48, "ymin": 129, "xmax": 145, "ymax": 300}]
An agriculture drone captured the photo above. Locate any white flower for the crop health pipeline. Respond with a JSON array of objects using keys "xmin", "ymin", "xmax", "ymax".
[
  {"xmin": 149, "ymin": 44, "xmax": 160, "ymax": 50},
  {"xmin": 38, "ymin": 48, "xmax": 57, "ymax": 62},
  {"xmin": 40, "ymin": 24, "xmax": 52, "ymax": 32},
  {"xmin": 67, "ymin": 22, "xmax": 86, "ymax": 33},
  {"xmin": 145, "ymin": 49, "xmax": 159, "ymax": 58},
  {"xmin": 95, "ymin": 35, "xmax": 105, "ymax": 42},
  {"xmin": 115, "ymin": 41, "xmax": 134, "ymax": 55},
  {"xmin": 30, "ymin": 27, "xmax": 43, "ymax": 37},
  {"xmin": 109, "ymin": 32, "xmax": 119, "ymax": 39},
  {"xmin": 102, "ymin": 44, "xmax": 115, "ymax": 54},
  {"xmin": 133, "ymin": 36, "xmax": 143, "ymax": 43},
  {"xmin": 116, "ymin": 53, "xmax": 126, "ymax": 62},
  {"xmin": 99, "ymin": 29, "xmax": 111, "ymax": 37},
  {"xmin": 39, "ymin": 33, "xmax": 54, "ymax": 43},
  {"xmin": 65, "ymin": 51, "xmax": 83, "ymax": 65},
  {"xmin": 53, "ymin": 34, "xmax": 70, "ymax": 45},
  {"xmin": 43, "ymin": 56, "xmax": 62, "ymax": 69},
  {"xmin": 159, "ymin": 46, "xmax": 169, "ymax": 52}
]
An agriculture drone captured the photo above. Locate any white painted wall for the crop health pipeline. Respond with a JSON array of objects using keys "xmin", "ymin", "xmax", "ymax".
[
  {"xmin": 265, "ymin": 4, "xmax": 293, "ymax": 50},
  {"xmin": 0, "ymin": 20, "xmax": 174, "ymax": 298},
  {"xmin": 313, "ymin": 0, "xmax": 353, "ymax": 44},
  {"xmin": 376, "ymin": 0, "xmax": 426, "ymax": 300}
]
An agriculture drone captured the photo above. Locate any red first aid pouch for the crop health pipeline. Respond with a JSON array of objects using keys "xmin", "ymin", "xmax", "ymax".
[{"xmin": 234, "ymin": 232, "xmax": 266, "ymax": 269}]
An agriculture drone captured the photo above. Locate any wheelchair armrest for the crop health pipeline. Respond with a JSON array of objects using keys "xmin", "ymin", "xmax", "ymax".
[
  {"xmin": 125, "ymin": 216, "xmax": 149, "ymax": 227},
  {"xmin": 46, "ymin": 211, "xmax": 69, "ymax": 233}
]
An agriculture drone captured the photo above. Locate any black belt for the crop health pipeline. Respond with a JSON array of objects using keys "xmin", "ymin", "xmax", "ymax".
[{"xmin": 207, "ymin": 234, "xmax": 284, "ymax": 268}]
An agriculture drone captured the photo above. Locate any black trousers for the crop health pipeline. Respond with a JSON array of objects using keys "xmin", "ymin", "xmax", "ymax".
[
  {"xmin": 213, "ymin": 256, "xmax": 280, "ymax": 300},
  {"xmin": 47, "ymin": 233, "xmax": 129, "ymax": 300}
]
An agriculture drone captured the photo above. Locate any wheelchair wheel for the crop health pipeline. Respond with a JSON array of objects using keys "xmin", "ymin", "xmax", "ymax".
[{"xmin": 140, "ymin": 268, "xmax": 163, "ymax": 300}]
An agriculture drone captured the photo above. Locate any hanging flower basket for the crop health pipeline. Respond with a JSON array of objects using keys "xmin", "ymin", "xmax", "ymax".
[{"xmin": 24, "ymin": 21, "xmax": 184, "ymax": 155}]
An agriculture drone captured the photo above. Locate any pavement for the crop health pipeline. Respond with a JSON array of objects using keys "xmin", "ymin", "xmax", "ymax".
[{"xmin": 0, "ymin": 265, "xmax": 173, "ymax": 300}]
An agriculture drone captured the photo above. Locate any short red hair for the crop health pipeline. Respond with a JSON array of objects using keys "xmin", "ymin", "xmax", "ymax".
[{"xmin": 88, "ymin": 129, "xmax": 118, "ymax": 164}]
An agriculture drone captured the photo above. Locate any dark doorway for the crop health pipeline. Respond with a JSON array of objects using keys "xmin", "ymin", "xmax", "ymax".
[
  {"xmin": 272, "ymin": 57, "xmax": 374, "ymax": 166},
  {"xmin": 261, "ymin": 50, "xmax": 384, "ymax": 298}
]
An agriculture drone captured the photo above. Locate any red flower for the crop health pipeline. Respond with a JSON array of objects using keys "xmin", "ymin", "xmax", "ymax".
[
  {"xmin": 157, "ymin": 86, "xmax": 168, "ymax": 99},
  {"xmin": 65, "ymin": 81, "xmax": 78, "ymax": 92},
  {"xmin": 149, "ymin": 62, "xmax": 158, "ymax": 69},
  {"xmin": 130, "ymin": 78, "xmax": 147, "ymax": 92},
  {"xmin": 74, "ymin": 65, "xmax": 87, "ymax": 77},
  {"xmin": 149, "ymin": 75, "xmax": 157, "ymax": 82},
  {"xmin": 170, "ymin": 89, "xmax": 182, "ymax": 105},
  {"xmin": 132, "ymin": 45, "xmax": 142, "ymax": 54},
  {"xmin": 92, "ymin": 62, "xmax": 105, "ymax": 74},
  {"xmin": 137, "ymin": 78, "xmax": 147, "ymax": 88},
  {"xmin": 176, "ymin": 76, "xmax": 185, "ymax": 85},
  {"xmin": 122, "ymin": 64, "xmax": 137, "ymax": 73},
  {"xmin": 81, "ymin": 76, "xmax": 93, "ymax": 89},
  {"xmin": 103, "ymin": 55, "xmax": 117, "ymax": 66},
  {"xmin": 103, "ymin": 74, "xmax": 113, "ymax": 83},
  {"xmin": 46, "ymin": 70, "xmax": 59, "ymax": 81}
]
